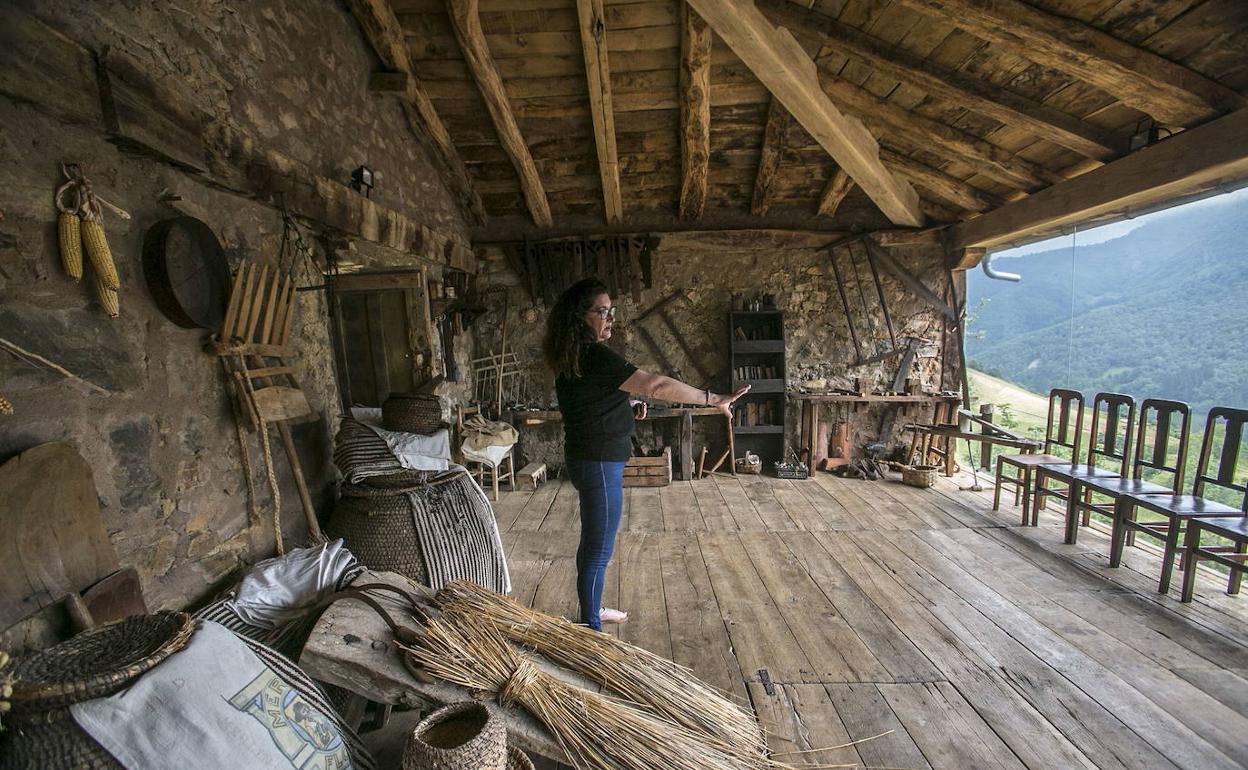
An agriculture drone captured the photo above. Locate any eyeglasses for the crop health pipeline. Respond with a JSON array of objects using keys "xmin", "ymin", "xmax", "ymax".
[{"xmin": 590, "ymin": 307, "xmax": 617, "ymax": 320}]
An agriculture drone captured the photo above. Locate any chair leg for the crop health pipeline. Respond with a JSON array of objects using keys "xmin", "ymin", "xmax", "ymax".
[
  {"xmin": 1032, "ymin": 470, "xmax": 1045, "ymax": 526},
  {"xmin": 1159, "ymin": 518, "xmax": 1182, "ymax": 594},
  {"xmin": 507, "ymin": 453, "xmax": 516, "ymax": 492},
  {"xmin": 1063, "ymin": 482, "xmax": 1081, "ymax": 545},
  {"xmin": 1230, "ymin": 539, "xmax": 1247, "ymax": 595},
  {"xmin": 492, "ymin": 465, "xmax": 500, "ymax": 501},
  {"xmin": 1081, "ymin": 487, "xmax": 1092, "ymax": 526},
  {"xmin": 1109, "ymin": 498, "xmax": 1128, "ymax": 568},
  {"xmin": 993, "ymin": 458, "xmax": 1004, "ymax": 511},
  {"xmin": 1025, "ymin": 469, "xmax": 1038, "ymax": 527},
  {"xmin": 1180, "ymin": 523, "xmax": 1201, "ymax": 603}
]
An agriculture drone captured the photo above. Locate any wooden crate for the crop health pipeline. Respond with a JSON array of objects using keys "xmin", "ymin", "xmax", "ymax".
[{"xmin": 623, "ymin": 447, "xmax": 671, "ymax": 487}]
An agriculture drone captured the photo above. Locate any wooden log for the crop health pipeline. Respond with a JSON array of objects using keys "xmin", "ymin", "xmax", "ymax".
[
  {"xmin": 891, "ymin": 0, "xmax": 1245, "ymax": 127},
  {"xmin": 950, "ymin": 108, "xmax": 1248, "ymax": 253},
  {"xmin": 686, "ymin": 0, "xmax": 924, "ymax": 227},
  {"xmin": 446, "ymin": 0, "xmax": 552, "ymax": 226},
  {"xmin": 817, "ymin": 168, "xmax": 854, "ymax": 219},
  {"xmin": 575, "ymin": 0, "xmax": 623, "ymax": 225},
  {"xmin": 881, "ymin": 149, "xmax": 1004, "ymax": 214},
  {"xmin": 678, "ymin": 4, "xmax": 712, "ymax": 220},
  {"xmin": 757, "ymin": 0, "xmax": 1120, "ymax": 160},
  {"xmin": 752, "ymin": 99, "xmax": 793, "ymax": 216}
]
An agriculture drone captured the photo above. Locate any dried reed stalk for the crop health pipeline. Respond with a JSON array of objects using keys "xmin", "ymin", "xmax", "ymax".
[
  {"xmin": 435, "ymin": 581, "xmax": 767, "ymax": 763},
  {"xmin": 402, "ymin": 612, "xmax": 780, "ymax": 770}
]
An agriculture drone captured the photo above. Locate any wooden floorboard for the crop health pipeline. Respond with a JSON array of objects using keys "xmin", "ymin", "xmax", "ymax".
[{"xmin": 494, "ymin": 471, "xmax": 1248, "ymax": 769}]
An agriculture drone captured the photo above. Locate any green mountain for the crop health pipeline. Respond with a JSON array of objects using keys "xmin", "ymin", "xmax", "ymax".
[{"xmin": 965, "ymin": 192, "xmax": 1248, "ymax": 417}]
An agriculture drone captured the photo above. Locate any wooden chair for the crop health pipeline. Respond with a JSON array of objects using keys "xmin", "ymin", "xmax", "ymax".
[
  {"xmin": 994, "ymin": 388, "xmax": 1084, "ymax": 526},
  {"xmin": 456, "ymin": 404, "xmax": 515, "ymax": 501},
  {"xmin": 1033, "ymin": 392, "xmax": 1136, "ymax": 544},
  {"xmin": 1119, "ymin": 406, "xmax": 1248, "ymax": 595},
  {"xmin": 1103, "ymin": 399, "xmax": 1193, "ymax": 571}
]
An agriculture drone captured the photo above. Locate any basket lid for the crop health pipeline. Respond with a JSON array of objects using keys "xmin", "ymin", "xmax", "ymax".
[{"xmin": 6, "ymin": 611, "xmax": 195, "ymax": 712}]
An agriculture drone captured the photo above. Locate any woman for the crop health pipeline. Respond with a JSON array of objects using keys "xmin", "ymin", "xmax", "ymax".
[{"xmin": 543, "ymin": 278, "xmax": 749, "ymax": 632}]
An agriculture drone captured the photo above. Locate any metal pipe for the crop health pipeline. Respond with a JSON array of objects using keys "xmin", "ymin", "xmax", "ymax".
[{"xmin": 981, "ymin": 251, "xmax": 1021, "ymax": 282}]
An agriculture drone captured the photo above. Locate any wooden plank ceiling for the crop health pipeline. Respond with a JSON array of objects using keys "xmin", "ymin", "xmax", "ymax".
[{"xmin": 366, "ymin": 0, "xmax": 1248, "ymax": 237}]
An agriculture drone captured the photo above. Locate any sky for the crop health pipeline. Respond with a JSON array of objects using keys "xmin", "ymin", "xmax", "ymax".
[{"xmin": 991, "ymin": 184, "xmax": 1248, "ymax": 260}]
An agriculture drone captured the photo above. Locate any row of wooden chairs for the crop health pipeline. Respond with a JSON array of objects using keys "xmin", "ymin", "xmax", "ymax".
[{"xmin": 993, "ymin": 389, "xmax": 1248, "ymax": 601}]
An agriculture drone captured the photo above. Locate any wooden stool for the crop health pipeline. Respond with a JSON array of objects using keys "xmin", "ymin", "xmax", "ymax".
[{"xmin": 516, "ymin": 462, "xmax": 547, "ymax": 489}]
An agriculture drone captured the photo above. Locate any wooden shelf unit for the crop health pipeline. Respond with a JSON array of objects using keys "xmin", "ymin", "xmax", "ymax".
[{"xmin": 730, "ymin": 309, "xmax": 786, "ymax": 467}]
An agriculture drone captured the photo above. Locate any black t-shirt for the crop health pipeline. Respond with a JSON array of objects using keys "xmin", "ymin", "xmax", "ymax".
[{"xmin": 556, "ymin": 343, "xmax": 638, "ymax": 461}]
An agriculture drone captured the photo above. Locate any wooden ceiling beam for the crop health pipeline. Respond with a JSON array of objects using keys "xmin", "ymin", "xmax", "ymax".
[
  {"xmin": 446, "ymin": 0, "xmax": 552, "ymax": 227},
  {"xmin": 687, "ymin": 0, "xmax": 924, "ymax": 227},
  {"xmin": 344, "ymin": 0, "xmax": 485, "ymax": 225},
  {"xmin": 757, "ymin": 0, "xmax": 1120, "ymax": 160},
  {"xmin": 816, "ymin": 168, "xmax": 854, "ymax": 218},
  {"xmin": 752, "ymin": 99, "xmax": 793, "ymax": 216},
  {"xmin": 575, "ymin": 0, "xmax": 623, "ymax": 225},
  {"xmin": 818, "ymin": 73, "xmax": 1063, "ymax": 191},
  {"xmin": 950, "ymin": 108, "xmax": 1248, "ymax": 254},
  {"xmin": 881, "ymin": 149, "xmax": 1004, "ymax": 213},
  {"xmin": 891, "ymin": 0, "xmax": 1246, "ymax": 127},
  {"xmin": 678, "ymin": 4, "xmax": 712, "ymax": 220}
]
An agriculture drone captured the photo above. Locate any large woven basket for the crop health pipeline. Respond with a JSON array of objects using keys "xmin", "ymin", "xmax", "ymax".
[
  {"xmin": 327, "ymin": 478, "xmax": 431, "ymax": 586},
  {"xmin": 402, "ymin": 701, "xmax": 506, "ymax": 770},
  {"xmin": 0, "ymin": 611, "xmax": 195, "ymax": 770},
  {"xmin": 383, "ymin": 393, "xmax": 446, "ymax": 435},
  {"xmin": 902, "ymin": 464, "xmax": 939, "ymax": 488}
]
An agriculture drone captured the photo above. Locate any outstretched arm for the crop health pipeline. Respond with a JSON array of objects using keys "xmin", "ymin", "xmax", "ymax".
[{"xmin": 621, "ymin": 369, "xmax": 750, "ymax": 419}]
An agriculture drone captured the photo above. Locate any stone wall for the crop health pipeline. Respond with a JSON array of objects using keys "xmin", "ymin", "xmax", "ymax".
[
  {"xmin": 478, "ymin": 232, "xmax": 963, "ymax": 472},
  {"xmin": 0, "ymin": 0, "xmax": 472, "ymax": 625}
]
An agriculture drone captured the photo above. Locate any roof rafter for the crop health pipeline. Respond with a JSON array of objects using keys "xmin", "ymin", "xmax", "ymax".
[
  {"xmin": 575, "ymin": 0, "xmax": 623, "ymax": 225},
  {"xmin": 891, "ymin": 0, "xmax": 1246, "ymax": 127},
  {"xmin": 816, "ymin": 168, "xmax": 854, "ymax": 218},
  {"xmin": 678, "ymin": 4, "xmax": 712, "ymax": 220},
  {"xmin": 757, "ymin": 0, "xmax": 1121, "ymax": 160},
  {"xmin": 686, "ymin": 0, "xmax": 924, "ymax": 227},
  {"xmin": 752, "ymin": 99, "xmax": 793, "ymax": 216},
  {"xmin": 446, "ymin": 0, "xmax": 552, "ymax": 227},
  {"xmin": 343, "ymin": 0, "xmax": 485, "ymax": 225}
]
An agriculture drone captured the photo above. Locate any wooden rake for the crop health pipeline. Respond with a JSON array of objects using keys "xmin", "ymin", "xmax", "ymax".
[{"xmin": 216, "ymin": 261, "xmax": 325, "ymax": 543}]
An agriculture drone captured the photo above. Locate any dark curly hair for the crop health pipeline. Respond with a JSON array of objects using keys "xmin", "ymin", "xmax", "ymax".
[{"xmin": 544, "ymin": 277, "xmax": 609, "ymax": 378}]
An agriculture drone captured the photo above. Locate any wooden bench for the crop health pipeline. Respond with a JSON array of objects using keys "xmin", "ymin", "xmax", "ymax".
[{"xmin": 516, "ymin": 462, "xmax": 547, "ymax": 488}]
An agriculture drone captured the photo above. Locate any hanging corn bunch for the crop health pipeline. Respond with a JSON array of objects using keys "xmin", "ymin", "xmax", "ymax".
[
  {"xmin": 54, "ymin": 180, "xmax": 83, "ymax": 281},
  {"xmin": 55, "ymin": 162, "xmax": 129, "ymax": 316},
  {"xmin": 0, "ymin": 393, "xmax": 13, "ymax": 415}
]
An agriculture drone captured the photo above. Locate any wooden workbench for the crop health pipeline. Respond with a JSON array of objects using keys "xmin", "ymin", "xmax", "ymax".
[
  {"xmin": 791, "ymin": 392, "xmax": 962, "ymax": 467},
  {"xmin": 300, "ymin": 570, "xmax": 577, "ymax": 762},
  {"xmin": 509, "ymin": 406, "xmax": 731, "ymax": 480}
]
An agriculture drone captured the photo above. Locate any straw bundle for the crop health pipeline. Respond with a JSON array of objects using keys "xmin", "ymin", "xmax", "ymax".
[
  {"xmin": 402, "ymin": 613, "xmax": 769, "ymax": 770},
  {"xmin": 435, "ymin": 581, "xmax": 767, "ymax": 763}
]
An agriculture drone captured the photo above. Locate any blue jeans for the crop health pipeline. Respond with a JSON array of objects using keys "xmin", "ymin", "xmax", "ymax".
[{"xmin": 565, "ymin": 458, "xmax": 626, "ymax": 631}]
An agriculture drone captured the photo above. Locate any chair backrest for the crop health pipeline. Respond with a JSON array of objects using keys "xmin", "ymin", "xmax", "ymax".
[
  {"xmin": 1130, "ymin": 399, "xmax": 1192, "ymax": 492},
  {"xmin": 1085, "ymin": 392, "xmax": 1136, "ymax": 474},
  {"xmin": 1043, "ymin": 388, "xmax": 1085, "ymax": 459},
  {"xmin": 1193, "ymin": 406, "xmax": 1248, "ymax": 511}
]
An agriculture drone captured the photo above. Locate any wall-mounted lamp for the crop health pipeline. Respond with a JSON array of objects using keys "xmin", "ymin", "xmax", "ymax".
[
  {"xmin": 1128, "ymin": 118, "xmax": 1171, "ymax": 153},
  {"xmin": 350, "ymin": 166, "xmax": 374, "ymax": 197}
]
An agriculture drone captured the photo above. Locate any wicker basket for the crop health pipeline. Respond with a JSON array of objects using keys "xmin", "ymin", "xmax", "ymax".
[
  {"xmin": 902, "ymin": 464, "xmax": 939, "ymax": 488},
  {"xmin": 402, "ymin": 701, "xmax": 506, "ymax": 770},
  {"xmin": 327, "ymin": 480, "xmax": 431, "ymax": 586},
  {"xmin": 383, "ymin": 393, "xmax": 446, "ymax": 435},
  {"xmin": 0, "ymin": 611, "xmax": 195, "ymax": 770}
]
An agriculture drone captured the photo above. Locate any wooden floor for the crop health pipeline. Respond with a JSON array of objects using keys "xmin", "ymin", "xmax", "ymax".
[{"xmin": 494, "ymin": 471, "xmax": 1248, "ymax": 770}]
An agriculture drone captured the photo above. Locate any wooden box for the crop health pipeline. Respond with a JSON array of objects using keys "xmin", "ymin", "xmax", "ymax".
[{"xmin": 623, "ymin": 448, "xmax": 672, "ymax": 487}]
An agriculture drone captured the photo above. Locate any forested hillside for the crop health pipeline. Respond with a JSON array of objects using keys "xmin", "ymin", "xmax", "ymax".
[{"xmin": 966, "ymin": 192, "xmax": 1248, "ymax": 416}]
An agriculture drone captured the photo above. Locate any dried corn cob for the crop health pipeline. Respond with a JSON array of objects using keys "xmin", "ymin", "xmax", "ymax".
[
  {"xmin": 94, "ymin": 274, "xmax": 120, "ymax": 317},
  {"xmin": 81, "ymin": 217, "xmax": 119, "ymax": 290},
  {"xmin": 58, "ymin": 212, "xmax": 83, "ymax": 281},
  {"xmin": 0, "ymin": 394, "xmax": 12, "ymax": 415}
]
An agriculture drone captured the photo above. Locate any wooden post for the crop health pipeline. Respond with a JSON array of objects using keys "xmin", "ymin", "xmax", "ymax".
[
  {"xmin": 979, "ymin": 403, "xmax": 995, "ymax": 471},
  {"xmin": 726, "ymin": 413, "xmax": 737, "ymax": 476},
  {"xmin": 680, "ymin": 409, "xmax": 694, "ymax": 481}
]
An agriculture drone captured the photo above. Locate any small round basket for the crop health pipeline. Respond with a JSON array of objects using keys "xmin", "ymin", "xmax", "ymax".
[
  {"xmin": 902, "ymin": 464, "xmax": 939, "ymax": 488},
  {"xmin": 507, "ymin": 746, "xmax": 535, "ymax": 770},
  {"xmin": 402, "ymin": 701, "xmax": 506, "ymax": 770},
  {"xmin": 0, "ymin": 611, "xmax": 195, "ymax": 770},
  {"xmin": 382, "ymin": 393, "xmax": 446, "ymax": 435}
]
